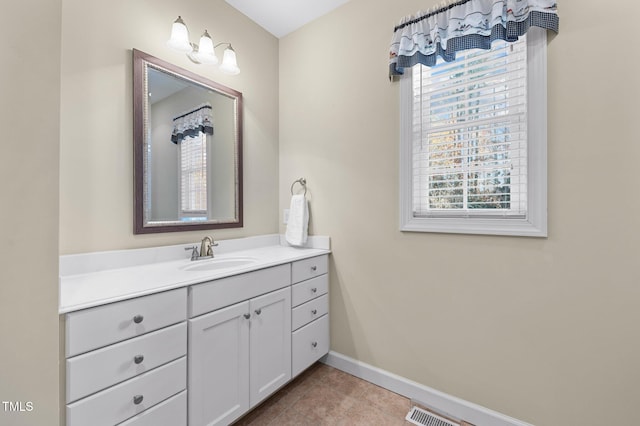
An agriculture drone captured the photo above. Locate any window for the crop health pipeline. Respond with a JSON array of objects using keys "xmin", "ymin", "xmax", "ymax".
[
  {"xmin": 400, "ymin": 28, "xmax": 547, "ymax": 237},
  {"xmin": 179, "ymin": 132, "xmax": 208, "ymax": 221}
]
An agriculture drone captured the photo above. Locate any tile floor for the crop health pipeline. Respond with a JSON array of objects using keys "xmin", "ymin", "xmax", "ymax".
[{"xmin": 232, "ymin": 362, "xmax": 415, "ymax": 426}]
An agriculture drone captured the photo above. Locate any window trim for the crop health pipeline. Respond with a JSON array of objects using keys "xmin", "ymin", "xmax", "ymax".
[{"xmin": 399, "ymin": 27, "xmax": 548, "ymax": 237}]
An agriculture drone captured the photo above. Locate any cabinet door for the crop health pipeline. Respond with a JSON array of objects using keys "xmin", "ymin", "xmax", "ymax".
[
  {"xmin": 249, "ymin": 287, "xmax": 292, "ymax": 407},
  {"xmin": 189, "ymin": 301, "xmax": 250, "ymax": 426}
]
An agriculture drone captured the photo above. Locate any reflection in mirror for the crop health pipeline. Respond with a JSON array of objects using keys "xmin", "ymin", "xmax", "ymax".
[{"xmin": 133, "ymin": 49, "xmax": 243, "ymax": 234}]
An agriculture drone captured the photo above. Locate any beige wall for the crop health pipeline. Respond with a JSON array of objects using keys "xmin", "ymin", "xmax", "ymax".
[
  {"xmin": 280, "ymin": 1, "xmax": 640, "ymax": 425},
  {"xmin": 60, "ymin": 0, "xmax": 280, "ymax": 254},
  {"xmin": 0, "ymin": 1, "xmax": 61, "ymax": 425}
]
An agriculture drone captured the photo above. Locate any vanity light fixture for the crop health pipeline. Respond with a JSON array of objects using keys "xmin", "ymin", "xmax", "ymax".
[{"xmin": 166, "ymin": 16, "xmax": 240, "ymax": 75}]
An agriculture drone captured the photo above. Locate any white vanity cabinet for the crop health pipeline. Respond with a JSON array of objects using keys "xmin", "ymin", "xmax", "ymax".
[
  {"xmin": 60, "ymin": 240, "xmax": 331, "ymax": 426},
  {"xmin": 188, "ymin": 265, "xmax": 292, "ymax": 426},
  {"xmin": 64, "ymin": 288, "xmax": 188, "ymax": 426}
]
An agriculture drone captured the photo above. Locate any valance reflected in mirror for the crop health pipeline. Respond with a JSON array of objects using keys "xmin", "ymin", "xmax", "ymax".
[{"xmin": 133, "ymin": 49, "xmax": 243, "ymax": 234}]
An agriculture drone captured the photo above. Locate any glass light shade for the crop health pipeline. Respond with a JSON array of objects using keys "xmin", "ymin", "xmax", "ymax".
[
  {"xmin": 166, "ymin": 16, "xmax": 193, "ymax": 53},
  {"xmin": 219, "ymin": 46, "xmax": 240, "ymax": 75},
  {"xmin": 195, "ymin": 30, "xmax": 219, "ymax": 65}
]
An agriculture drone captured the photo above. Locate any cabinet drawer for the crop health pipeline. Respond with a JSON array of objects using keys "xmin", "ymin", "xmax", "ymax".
[
  {"xmin": 292, "ymin": 294, "xmax": 328, "ymax": 331},
  {"xmin": 190, "ymin": 264, "xmax": 290, "ymax": 317},
  {"xmin": 118, "ymin": 390, "xmax": 186, "ymax": 426},
  {"xmin": 66, "ymin": 322, "xmax": 187, "ymax": 403},
  {"xmin": 291, "ymin": 255, "xmax": 328, "ymax": 284},
  {"xmin": 292, "ymin": 314, "xmax": 329, "ymax": 377},
  {"xmin": 66, "ymin": 288, "xmax": 187, "ymax": 357},
  {"xmin": 291, "ymin": 274, "xmax": 328, "ymax": 307},
  {"xmin": 66, "ymin": 357, "xmax": 186, "ymax": 426}
]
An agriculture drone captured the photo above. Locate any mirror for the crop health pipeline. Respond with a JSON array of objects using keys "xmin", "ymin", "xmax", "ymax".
[{"xmin": 133, "ymin": 49, "xmax": 243, "ymax": 234}]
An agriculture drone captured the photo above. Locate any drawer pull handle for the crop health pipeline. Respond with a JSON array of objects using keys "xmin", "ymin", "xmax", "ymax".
[
  {"xmin": 311, "ymin": 309, "xmax": 317, "ymax": 315},
  {"xmin": 311, "ymin": 288, "xmax": 317, "ymax": 293},
  {"xmin": 311, "ymin": 266, "xmax": 317, "ymax": 272},
  {"xmin": 312, "ymin": 342, "xmax": 318, "ymax": 348},
  {"xmin": 133, "ymin": 395, "xmax": 144, "ymax": 405},
  {"xmin": 133, "ymin": 315, "xmax": 144, "ymax": 324},
  {"xmin": 244, "ymin": 313, "xmax": 251, "ymax": 319},
  {"xmin": 255, "ymin": 308, "xmax": 262, "ymax": 315},
  {"xmin": 134, "ymin": 355, "xmax": 144, "ymax": 364}
]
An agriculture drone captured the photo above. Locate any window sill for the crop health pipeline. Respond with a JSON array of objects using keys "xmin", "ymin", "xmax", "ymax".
[{"xmin": 400, "ymin": 216, "xmax": 547, "ymax": 237}]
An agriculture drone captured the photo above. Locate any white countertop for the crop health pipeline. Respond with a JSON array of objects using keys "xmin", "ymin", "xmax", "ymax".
[{"xmin": 59, "ymin": 235, "xmax": 330, "ymax": 314}]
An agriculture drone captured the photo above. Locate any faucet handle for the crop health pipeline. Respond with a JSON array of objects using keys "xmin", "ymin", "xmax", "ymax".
[
  {"xmin": 185, "ymin": 246, "xmax": 199, "ymax": 260},
  {"xmin": 209, "ymin": 239, "xmax": 219, "ymax": 256}
]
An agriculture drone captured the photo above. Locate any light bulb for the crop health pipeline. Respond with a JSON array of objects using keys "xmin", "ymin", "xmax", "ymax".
[
  {"xmin": 166, "ymin": 16, "xmax": 193, "ymax": 53},
  {"xmin": 195, "ymin": 30, "xmax": 219, "ymax": 65},
  {"xmin": 219, "ymin": 45, "xmax": 240, "ymax": 75}
]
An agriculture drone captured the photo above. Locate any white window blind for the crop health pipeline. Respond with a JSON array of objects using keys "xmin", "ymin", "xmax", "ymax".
[
  {"xmin": 412, "ymin": 36, "xmax": 528, "ymax": 219},
  {"xmin": 180, "ymin": 133, "xmax": 207, "ymax": 215}
]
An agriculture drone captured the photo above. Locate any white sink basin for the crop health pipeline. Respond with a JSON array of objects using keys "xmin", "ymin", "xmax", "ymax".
[{"xmin": 180, "ymin": 257, "xmax": 256, "ymax": 272}]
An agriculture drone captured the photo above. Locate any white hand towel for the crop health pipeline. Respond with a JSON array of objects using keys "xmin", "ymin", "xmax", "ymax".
[{"xmin": 285, "ymin": 194, "xmax": 309, "ymax": 247}]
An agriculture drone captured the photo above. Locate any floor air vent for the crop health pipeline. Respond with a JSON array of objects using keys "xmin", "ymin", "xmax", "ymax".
[{"xmin": 406, "ymin": 406, "xmax": 459, "ymax": 426}]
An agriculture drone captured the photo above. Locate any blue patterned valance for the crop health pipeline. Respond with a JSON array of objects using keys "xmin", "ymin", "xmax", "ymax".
[
  {"xmin": 171, "ymin": 103, "xmax": 214, "ymax": 144},
  {"xmin": 389, "ymin": 0, "xmax": 559, "ymax": 79}
]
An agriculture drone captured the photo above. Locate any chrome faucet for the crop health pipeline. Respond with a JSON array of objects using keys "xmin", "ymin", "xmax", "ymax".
[
  {"xmin": 184, "ymin": 236, "xmax": 219, "ymax": 261},
  {"xmin": 199, "ymin": 235, "xmax": 218, "ymax": 258}
]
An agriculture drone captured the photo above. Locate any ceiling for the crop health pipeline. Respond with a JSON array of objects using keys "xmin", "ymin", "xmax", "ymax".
[{"xmin": 225, "ymin": 0, "xmax": 351, "ymax": 38}]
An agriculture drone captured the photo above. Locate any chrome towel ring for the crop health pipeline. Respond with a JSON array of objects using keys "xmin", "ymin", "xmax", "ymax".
[{"xmin": 290, "ymin": 178, "xmax": 307, "ymax": 196}]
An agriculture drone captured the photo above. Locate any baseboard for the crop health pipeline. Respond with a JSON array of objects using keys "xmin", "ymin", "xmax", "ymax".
[{"xmin": 321, "ymin": 351, "xmax": 533, "ymax": 426}]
